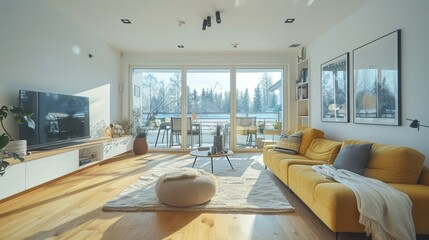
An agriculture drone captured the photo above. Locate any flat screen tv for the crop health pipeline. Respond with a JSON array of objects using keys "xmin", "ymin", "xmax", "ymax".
[{"xmin": 19, "ymin": 90, "xmax": 90, "ymax": 150}]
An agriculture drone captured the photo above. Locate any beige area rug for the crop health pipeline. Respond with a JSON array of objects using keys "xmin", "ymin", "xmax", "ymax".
[{"xmin": 103, "ymin": 154, "xmax": 294, "ymax": 213}]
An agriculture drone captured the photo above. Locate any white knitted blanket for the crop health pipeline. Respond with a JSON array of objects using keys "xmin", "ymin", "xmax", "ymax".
[{"xmin": 312, "ymin": 164, "xmax": 415, "ymax": 240}]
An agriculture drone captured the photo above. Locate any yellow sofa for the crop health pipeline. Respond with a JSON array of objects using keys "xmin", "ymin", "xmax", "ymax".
[{"xmin": 263, "ymin": 128, "xmax": 429, "ymax": 235}]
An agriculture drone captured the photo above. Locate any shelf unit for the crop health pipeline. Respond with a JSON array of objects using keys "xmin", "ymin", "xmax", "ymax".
[
  {"xmin": 296, "ymin": 58, "xmax": 310, "ymax": 127},
  {"xmin": 0, "ymin": 136, "xmax": 133, "ymax": 200}
]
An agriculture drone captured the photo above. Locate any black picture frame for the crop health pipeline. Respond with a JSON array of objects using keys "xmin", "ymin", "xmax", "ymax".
[
  {"xmin": 353, "ymin": 30, "xmax": 401, "ymax": 126},
  {"xmin": 321, "ymin": 53, "xmax": 349, "ymax": 123}
]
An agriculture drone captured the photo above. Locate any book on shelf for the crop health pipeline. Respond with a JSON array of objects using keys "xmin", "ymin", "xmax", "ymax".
[{"xmin": 300, "ymin": 68, "xmax": 308, "ymax": 83}]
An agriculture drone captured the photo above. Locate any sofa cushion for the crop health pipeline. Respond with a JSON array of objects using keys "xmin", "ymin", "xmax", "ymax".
[
  {"xmin": 298, "ymin": 128, "xmax": 325, "ymax": 155},
  {"xmin": 312, "ymin": 182, "xmax": 364, "ymax": 232},
  {"xmin": 278, "ymin": 159, "xmax": 326, "ymax": 185},
  {"xmin": 344, "ymin": 140, "xmax": 425, "ymax": 184},
  {"xmin": 288, "ymin": 165, "xmax": 333, "ymax": 209},
  {"xmin": 333, "ymin": 143, "xmax": 372, "ymax": 175},
  {"xmin": 304, "ymin": 139, "xmax": 342, "ymax": 164},
  {"xmin": 389, "ymin": 183, "xmax": 429, "ymax": 234},
  {"xmin": 264, "ymin": 149, "xmax": 309, "ymax": 176},
  {"xmin": 273, "ymin": 131, "xmax": 302, "ymax": 154}
]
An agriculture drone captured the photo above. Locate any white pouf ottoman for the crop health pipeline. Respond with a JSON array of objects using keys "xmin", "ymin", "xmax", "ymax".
[{"xmin": 155, "ymin": 168, "xmax": 217, "ymax": 207}]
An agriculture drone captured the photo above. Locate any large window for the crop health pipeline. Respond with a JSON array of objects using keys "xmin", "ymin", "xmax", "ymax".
[
  {"xmin": 235, "ymin": 69, "xmax": 283, "ymax": 149},
  {"xmin": 131, "ymin": 66, "xmax": 285, "ymax": 151}
]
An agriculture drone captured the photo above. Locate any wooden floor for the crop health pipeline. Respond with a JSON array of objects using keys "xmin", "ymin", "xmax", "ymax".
[{"xmin": 0, "ymin": 152, "xmax": 423, "ymax": 240}]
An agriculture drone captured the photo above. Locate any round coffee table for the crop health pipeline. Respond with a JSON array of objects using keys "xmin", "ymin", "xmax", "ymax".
[{"xmin": 190, "ymin": 150, "xmax": 234, "ymax": 173}]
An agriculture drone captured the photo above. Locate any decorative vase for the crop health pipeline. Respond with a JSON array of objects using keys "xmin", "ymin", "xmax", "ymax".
[
  {"xmin": 133, "ymin": 137, "xmax": 148, "ymax": 155},
  {"xmin": 5, "ymin": 140, "xmax": 27, "ymax": 156},
  {"xmin": 213, "ymin": 135, "xmax": 223, "ymax": 153}
]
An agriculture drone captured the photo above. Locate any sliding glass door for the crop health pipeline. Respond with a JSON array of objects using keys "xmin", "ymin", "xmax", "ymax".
[
  {"xmin": 131, "ymin": 66, "xmax": 285, "ymax": 151},
  {"xmin": 131, "ymin": 69, "xmax": 182, "ymax": 149},
  {"xmin": 235, "ymin": 68, "xmax": 284, "ymax": 149},
  {"xmin": 186, "ymin": 69, "xmax": 231, "ymax": 149}
]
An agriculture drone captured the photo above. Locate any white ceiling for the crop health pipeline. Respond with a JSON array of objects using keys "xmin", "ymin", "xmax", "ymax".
[{"xmin": 46, "ymin": 0, "xmax": 368, "ymax": 54}]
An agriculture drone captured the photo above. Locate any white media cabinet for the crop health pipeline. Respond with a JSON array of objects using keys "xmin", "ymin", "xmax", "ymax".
[{"xmin": 0, "ymin": 136, "xmax": 133, "ymax": 200}]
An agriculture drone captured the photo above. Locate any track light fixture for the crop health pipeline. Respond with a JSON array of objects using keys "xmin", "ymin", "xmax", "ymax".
[
  {"xmin": 202, "ymin": 19, "xmax": 207, "ymax": 30},
  {"xmin": 207, "ymin": 16, "xmax": 211, "ymax": 27},
  {"xmin": 202, "ymin": 11, "xmax": 221, "ymax": 30},
  {"xmin": 216, "ymin": 11, "xmax": 221, "ymax": 24}
]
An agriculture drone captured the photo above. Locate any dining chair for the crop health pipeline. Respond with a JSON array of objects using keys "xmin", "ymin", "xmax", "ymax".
[
  {"xmin": 170, "ymin": 117, "xmax": 201, "ymax": 147},
  {"xmin": 236, "ymin": 117, "xmax": 257, "ymax": 147}
]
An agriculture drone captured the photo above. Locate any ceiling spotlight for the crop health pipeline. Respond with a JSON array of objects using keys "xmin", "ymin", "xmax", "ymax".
[
  {"xmin": 232, "ymin": 43, "xmax": 240, "ymax": 48},
  {"xmin": 178, "ymin": 20, "xmax": 185, "ymax": 27},
  {"xmin": 202, "ymin": 19, "xmax": 207, "ymax": 30},
  {"xmin": 177, "ymin": 45, "xmax": 184, "ymax": 49},
  {"xmin": 120, "ymin": 19, "xmax": 131, "ymax": 24},
  {"xmin": 216, "ymin": 11, "xmax": 221, "ymax": 24},
  {"xmin": 285, "ymin": 18, "xmax": 295, "ymax": 23},
  {"xmin": 207, "ymin": 16, "xmax": 211, "ymax": 27}
]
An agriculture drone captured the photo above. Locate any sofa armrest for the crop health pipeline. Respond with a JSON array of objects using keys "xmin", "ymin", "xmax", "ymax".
[
  {"xmin": 263, "ymin": 144, "xmax": 276, "ymax": 155},
  {"xmin": 419, "ymin": 167, "xmax": 429, "ymax": 186}
]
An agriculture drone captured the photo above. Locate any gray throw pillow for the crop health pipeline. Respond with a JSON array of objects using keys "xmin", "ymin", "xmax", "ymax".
[
  {"xmin": 273, "ymin": 131, "xmax": 302, "ymax": 154},
  {"xmin": 333, "ymin": 144, "xmax": 373, "ymax": 175}
]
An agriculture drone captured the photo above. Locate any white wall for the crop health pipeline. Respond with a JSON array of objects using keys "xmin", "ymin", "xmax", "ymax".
[
  {"xmin": 121, "ymin": 52, "xmax": 298, "ymax": 128},
  {"xmin": 307, "ymin": 0, "xmax": 429, "ymax": 164},
  {"xmin": 0, "ymin": 0, "xmax": 121, "ymax": 138}
]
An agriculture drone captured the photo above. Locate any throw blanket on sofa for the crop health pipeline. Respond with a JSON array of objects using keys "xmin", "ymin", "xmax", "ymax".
[{"xmin": 312, "ymin": 164, "xmax": 415, "ymax": 240}]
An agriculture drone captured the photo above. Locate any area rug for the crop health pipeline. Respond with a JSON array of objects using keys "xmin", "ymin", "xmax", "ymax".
[{"xmin": 102, "ymin": 154, "xmax": 294, "ymax": 213}]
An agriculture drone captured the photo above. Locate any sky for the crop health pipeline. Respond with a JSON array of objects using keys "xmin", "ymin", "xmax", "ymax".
[{"xmin": 133, "ymin": 68, "xmax": 283, "ymax": 99}]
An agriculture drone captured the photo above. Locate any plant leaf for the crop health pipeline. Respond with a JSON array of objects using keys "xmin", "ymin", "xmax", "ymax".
[
  {"xmin": 0, "ymin": 105, "xmax": 8, "ymax": 120},
  {"xmin": 9, "ymin": 106, "xmax": 24, "ymax": 114},
  {"xmin": 0, "ymin": 134, "xmax": 10, "ymax": 149}
]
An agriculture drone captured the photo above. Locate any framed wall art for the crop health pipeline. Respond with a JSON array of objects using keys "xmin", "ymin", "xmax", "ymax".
[
  {"xmin": 353, "ymin": 30, "xmax": 401, "ymax": 126},
  {"xmin": 321, "ymin": 53, "xmax": 349, "ymax": 122}
]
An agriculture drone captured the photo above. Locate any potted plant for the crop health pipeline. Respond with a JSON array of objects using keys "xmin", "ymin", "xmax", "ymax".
[
  {"xmin": 133, "ymin": 126, "xmax": 148, "ymax": 155},
  {"xmin": 273, "ymin": 120, "xmax": 282, "ymax": 130},
  {"xmin": 0, "ymin": 105, "xmax": 35, "ymax": 176},
  {"xmin": 213, "ymin": 124, "xmax": 223, "ymax": 153}
]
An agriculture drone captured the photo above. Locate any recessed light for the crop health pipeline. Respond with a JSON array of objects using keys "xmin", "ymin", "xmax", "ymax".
[
  {"xmin": 285, "ymin": 18, "xmax": 295, "ymax": 23},
  {"xmin": 231, "ymin": 43, "xmax": 240, "ymax": 48},
  {"xmin": 178, "ymin": 45, "xmax": 184, "ymax": 48},
  {"xmin": 121, "ymin": 19, "xmax": 131, "ymax": 24},
  {"xmin": 289, "ymin": 44, "xmax": 301, "ymax": 48}
]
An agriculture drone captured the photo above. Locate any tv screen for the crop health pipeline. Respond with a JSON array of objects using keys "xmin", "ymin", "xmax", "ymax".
[{"xmin": 19, "ymin": 90, "xmax": 90, "ymax": 150}]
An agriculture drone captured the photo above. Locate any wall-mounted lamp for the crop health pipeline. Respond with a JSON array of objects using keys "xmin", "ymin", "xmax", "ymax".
[
  {"xmin": 406, "ymin": 118, "xmax": 429, "ymax": 131},
  {"xmin": 216, "ymin": 11, "xmax": 221, "ymax": 24}
]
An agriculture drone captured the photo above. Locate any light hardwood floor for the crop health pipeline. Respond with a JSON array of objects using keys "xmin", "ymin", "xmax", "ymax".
[{"xmin": 0, "ymin": 152, "xmax": 424, "ymax": 240}]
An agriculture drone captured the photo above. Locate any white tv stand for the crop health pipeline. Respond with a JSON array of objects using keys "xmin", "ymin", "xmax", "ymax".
[{"xmin": 0, "ymin": 136, "xmax": 133, "ymax": 200}]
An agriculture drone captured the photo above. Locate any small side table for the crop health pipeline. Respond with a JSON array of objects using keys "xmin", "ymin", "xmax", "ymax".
[{"xmin": 190, "ymin": 150, "xmax": 234, "ymax": 173}]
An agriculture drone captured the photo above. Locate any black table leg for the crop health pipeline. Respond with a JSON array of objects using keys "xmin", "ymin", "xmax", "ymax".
[
  {"xmin": 211, "ymin": 157, "xmax": 214, "ymax": 173},
  {"xmin": 226, "ymin": 156, "xmax": 234, "ymax": 169},
  {"xmin": 192, "ymin": 156, "xmax": 198, "ymax": 167}
]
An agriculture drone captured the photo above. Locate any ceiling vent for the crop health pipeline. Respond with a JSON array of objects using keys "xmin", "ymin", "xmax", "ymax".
[{"xmin": 289, "ymin": 44, "xmax": 301, "ymax": 48}]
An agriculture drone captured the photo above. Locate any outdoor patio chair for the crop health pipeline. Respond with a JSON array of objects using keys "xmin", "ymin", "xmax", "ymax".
[
  {"xmin": 170, "ymin": 117, "xmax": 201, "ymax": 147},
  {"xmin": 236, "ymin": 117, "xmax": 257, "ymax": 147}
]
